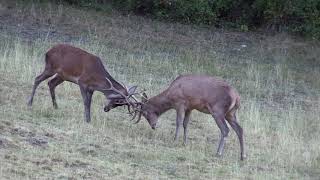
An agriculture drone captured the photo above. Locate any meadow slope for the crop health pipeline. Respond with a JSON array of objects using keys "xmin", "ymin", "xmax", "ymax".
[{"xmin": 0, "ymin": 1, "xmax": 320, "ymax": 179}]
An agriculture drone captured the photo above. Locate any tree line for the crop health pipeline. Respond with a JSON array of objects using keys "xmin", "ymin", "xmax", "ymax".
[{"xmin": 35, "ymin": 0, "xmax": 320, "ymax": 39}]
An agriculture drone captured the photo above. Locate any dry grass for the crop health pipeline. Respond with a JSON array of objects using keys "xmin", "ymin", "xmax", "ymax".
[{"xmin": 0, "ymin": 1, "xmax": 319, "ymax": 179}]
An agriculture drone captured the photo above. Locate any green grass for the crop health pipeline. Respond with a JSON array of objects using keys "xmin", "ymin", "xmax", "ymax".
[{"xmin": 0, "ymin": 1, "xmax": 320, "ymax": 179}]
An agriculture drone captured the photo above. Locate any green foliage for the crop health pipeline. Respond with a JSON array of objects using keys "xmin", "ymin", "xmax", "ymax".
[
  {"xmin": 163, "ymin": 0, "xmax": 217, "ymax": 24},
  {"xmin": 252, "ymin": 0, "xmax": 320, "ymax": 38},
  {"xmin": 55, "ymin": 0, "xmax": 320, "ymax": 39}
]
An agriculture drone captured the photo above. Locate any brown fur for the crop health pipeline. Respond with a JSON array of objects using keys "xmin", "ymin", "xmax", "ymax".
[
  {"xmin": 140, "ymin": 75, "xmax": 245, "ymax": 160},
  {"xmin": 28, "ymin": 44, "xmax": 135, "ymax": 122}
]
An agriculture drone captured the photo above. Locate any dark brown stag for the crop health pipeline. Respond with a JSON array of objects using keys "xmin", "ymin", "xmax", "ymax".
[
  {"xmin": 28, "ymin": 44, "xmax": 137, "ymax": 122},
  {"xmin": 132, "ymin": 75, "xmax": 245, "ymax": 160}
]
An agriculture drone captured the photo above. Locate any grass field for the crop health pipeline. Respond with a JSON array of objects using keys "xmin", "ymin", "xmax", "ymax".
[{"xmin": 0, "ymin": 1, "xmax": 320, "ymax": 179}]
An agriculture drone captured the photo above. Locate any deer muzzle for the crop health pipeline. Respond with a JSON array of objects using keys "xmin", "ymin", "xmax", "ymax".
[{"xmin": 104, "ymin": 106, "xmax": 111, "ymax": 112}]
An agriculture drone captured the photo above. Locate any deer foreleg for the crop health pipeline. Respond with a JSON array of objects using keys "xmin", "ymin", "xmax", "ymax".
[
  {"xmin": 174, "ymin": 108, "xmax": 185, "ymax": 142},
  {"xmin": 80, "ymin": 85, "xmax": 93, "ymax": 123}
]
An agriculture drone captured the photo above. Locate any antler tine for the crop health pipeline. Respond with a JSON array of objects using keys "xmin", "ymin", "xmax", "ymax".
[
  {"xmin": 127, "ymin": 105, "xmax": 133, "ymax": 115},
  {"xmin": 105, "ymin": 77, "xmax": 123, "ymax": 93},
  {"xmin": 105, "ymin": 78, "xmax": 134, "ymax": 107},
  {"xmin": 119, "ymin": 81, "xmax": 139, "ymax": 103},
  {"xmin": 127, "ymin": 98, "xmax": 143, "ymax": 115},
  {"xmin": 103, "ymin": 80, "xmax": 144, "ymax": 122},
  {"xmin": 138, "ymin": 92, "xmax": 148, "ymax": 102},
  {"xmin": 131, "ymin": 95, "xmax": 140, "ymax": 103},
  {"xmin": 128, "ymin": 102, "xmax": 143, "ymax": 123},
  {"xmin": 134, "ymin": 109, "xmax": 143, "ymax": 124},
  {"xmin": 130, "ymin": 109, "xmax": 139, "ymax": 121},
  {"xmin": 120, "ymin": 81, "xmax": 129, "ymax": 93},
  {"xmin": 127, "ymin": 92, "xmax": 145, "ymax": 123},
  {"xmin": 124, "ymin": 86, "xmax": 146, "ymax": 104}
]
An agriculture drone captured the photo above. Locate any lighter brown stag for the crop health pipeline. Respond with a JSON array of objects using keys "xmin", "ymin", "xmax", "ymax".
[{"xmin": 133, "ymin": 75, "xmax": 245, "ymax": 160}]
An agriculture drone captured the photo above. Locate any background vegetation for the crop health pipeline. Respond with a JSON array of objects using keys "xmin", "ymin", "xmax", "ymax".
[
  {"xmin": 0, "ymin": 0, "xmax": 319, "ymax": 179},
  {"xmin": 49, "ymin": 0, "xmax": 320, "ymax": 39}
]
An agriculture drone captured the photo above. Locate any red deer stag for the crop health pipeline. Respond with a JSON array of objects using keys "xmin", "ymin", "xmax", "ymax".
[
  {"xmin": 28, "ymin": 44, "xmax": 137, "ymax": 122},
  {"xmin": 133, "ymin": 75, "xmax": 245, "ymax": 160}
]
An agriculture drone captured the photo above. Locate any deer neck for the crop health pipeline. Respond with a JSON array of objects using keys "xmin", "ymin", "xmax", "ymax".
[{"xmin": 148, "ymin": 90, "xmax": 172, "ymax": 116}]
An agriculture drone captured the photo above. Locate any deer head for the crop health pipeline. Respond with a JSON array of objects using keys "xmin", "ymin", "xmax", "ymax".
[
  {"xmin": 130, "ymin": 92, "xmax": 159, "ymax": 129},
  {"xmin": 103, "ymin": 82, "xmax": 138, "ymax": 113}
]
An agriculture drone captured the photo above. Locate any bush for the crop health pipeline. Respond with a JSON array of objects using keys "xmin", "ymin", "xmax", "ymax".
[{"xmin": 58, "ymin": 0, "xmax": 320, "ymax": 39}]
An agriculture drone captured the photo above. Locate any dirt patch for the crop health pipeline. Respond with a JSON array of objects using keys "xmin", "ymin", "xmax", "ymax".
[
  {"xmin": 4, "ymin": 154, "xmax": 18, "ymax": 161},
  {"xmin": 0, "ymin": 136, "xmax": 19, "ymax": 149},
  {"xmin": 9, "ymin": 169, "xmax": 27, "ymax": 177},
  {"xmin": 44, "ymin": 132, "xmax": 55, "ymax": 138},
  {"xmin": 2, "ymin": 123, "xmax": 52, "ymax": 148},
  {"xmin": 51, "ymin": 157, "xmax": 64, "ymax": 163},
  {"xmin": 11, "ymin": 126, "xmax": 35, "ymax": 137},
  {"xmin": 64, "ymin": 160, "xmax": 90, "ymax": 168},
  {"xmin": 0, "ymin": 121, "xmax": 12, "ymax": 134},
  {"xmin": 77, "ymin": 147, "xmax": 98, "ymax": 157},
  {"xmin": 77, "ymin": 143, "xmax": 101, "ymax": 157},
  {"xmin": 26, "ymin": 136, "xmax": 48, "ymax": 147}
]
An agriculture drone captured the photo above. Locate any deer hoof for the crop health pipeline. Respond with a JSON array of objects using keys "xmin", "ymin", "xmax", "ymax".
[
  {"xmin": 215, "ymin": 153, "xmax": 223, "ymax": 158},
  {"xmin": 240, "ymin": 154, "xmax": 247, "ymax": 161},
  {"xmin": 27, "ymin": 102, "xmax": 32, "ymax": 107}
]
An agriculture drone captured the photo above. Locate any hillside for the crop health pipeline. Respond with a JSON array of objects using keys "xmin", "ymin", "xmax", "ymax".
[{"xmin": 0, "ymin": 1, "xmax": 319, "ymax": 179}]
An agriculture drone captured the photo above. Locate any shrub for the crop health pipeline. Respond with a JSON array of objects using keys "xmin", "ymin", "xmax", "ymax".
[{"xmin": 45, "ymin": 0, "xmax": 320, "ymax": 39}]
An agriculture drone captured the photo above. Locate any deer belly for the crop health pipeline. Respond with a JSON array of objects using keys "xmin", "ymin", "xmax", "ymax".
[
  {"xmin": 60, "ymin": 73, "xmax": 80, "ymax": 84},
  {"xmin": 191, "ymin": 101, "xmax": 210, "ymax": 114},
  {"xmin": 59, "ymin": 73, "xmax": 80, "ymax": 84},
  {"xmin": 68, "ymin": 76, "xmax": 80, "ymax": 83},
  {"xmin": 196, "ymin": 107, "xmax": 210, "ymax": 114}
]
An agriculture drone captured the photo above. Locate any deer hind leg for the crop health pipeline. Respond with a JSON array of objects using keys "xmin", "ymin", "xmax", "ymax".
[
  {"xmin": 27, "ymin": 68, "xmax": 55, "ymax": 106},
  {"xmin": 79, "ymin": 84, "xmax": 93, "ymax": 123},
  {"xmin": 213, "ymin": 113, "xmax": 229, "ymax": 157},
  {"xmin": 226, "ymin": 111, "xmax": 245, "ymax": 160},
  {"xmin": 48, "ymin": 75, "xmax": 64, "ymax": 109},
  {"xmin": 208, "ymin": 105, "xmax": 229, "ymax": 157}
]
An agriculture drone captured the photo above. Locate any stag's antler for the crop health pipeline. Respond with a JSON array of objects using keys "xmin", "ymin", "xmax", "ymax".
[
  {"xmin": 129, "ymin": 92, "xmax": 148, "ymax": 123},
  {"xmin": 129, "ymin": 104, "xmax": 143, "ymax": 123},
  {"xmin": 103, "ymin": 78, "xmax": 134, "ymax": 107},
  {"xmin": 103, "ymin": 80, "xmax": 146, "ymax": 122}
]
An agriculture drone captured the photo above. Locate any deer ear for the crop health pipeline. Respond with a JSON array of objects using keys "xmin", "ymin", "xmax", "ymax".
[{"xmin": 128, "ymin": 86, "xmax": 137, "ymax": 95}]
